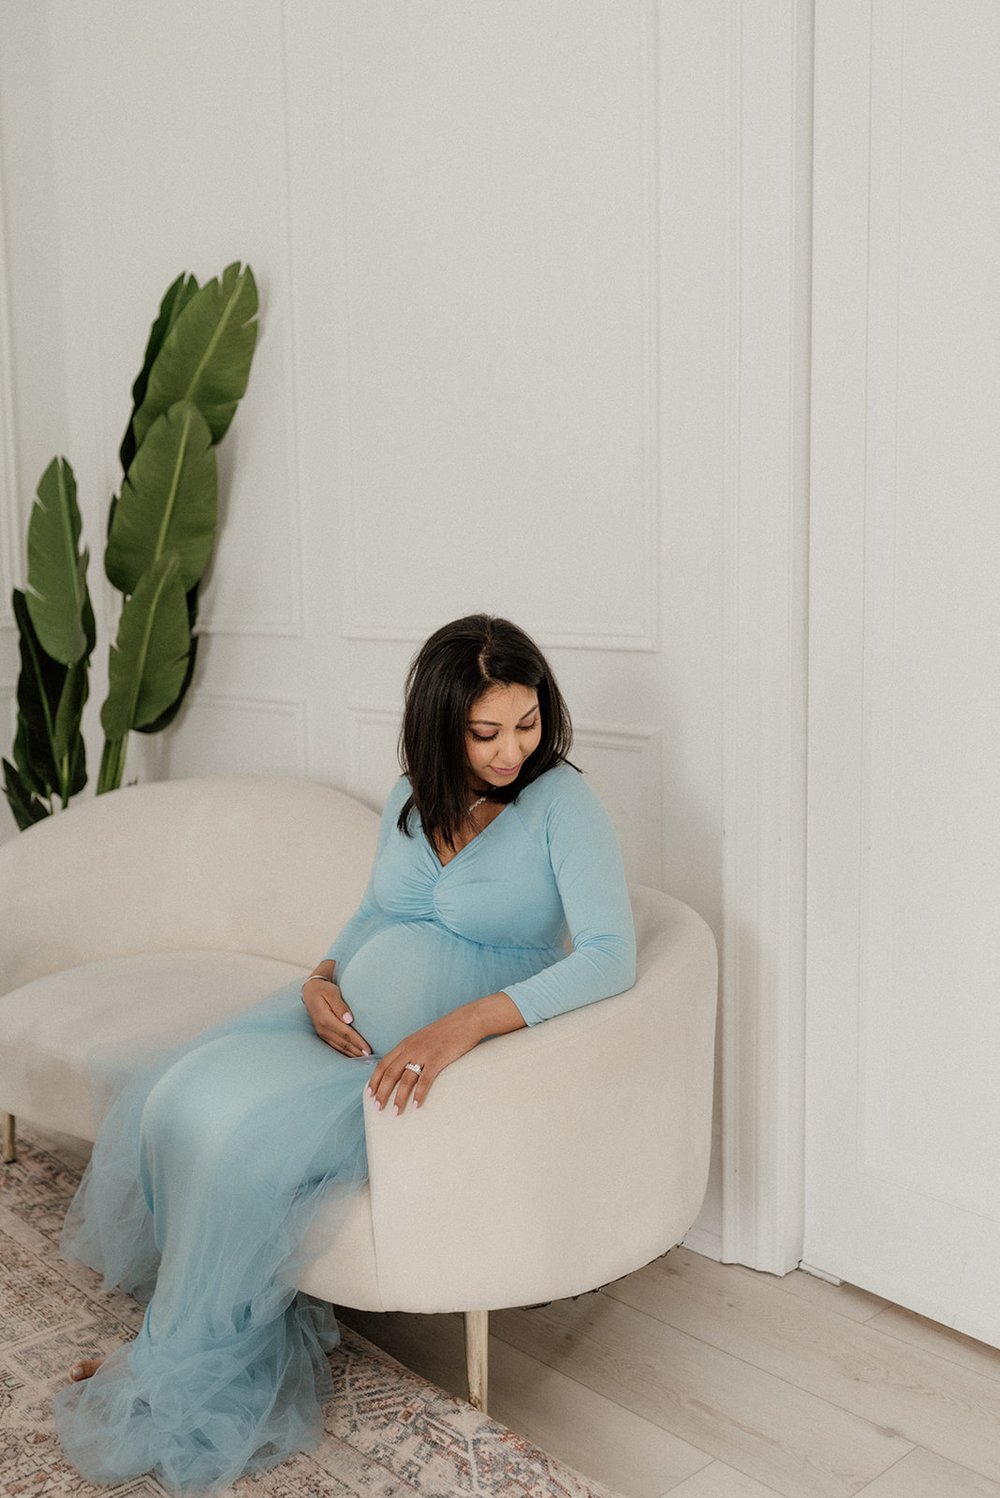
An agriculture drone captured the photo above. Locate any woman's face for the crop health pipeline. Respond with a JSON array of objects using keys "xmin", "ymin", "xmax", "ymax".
[{"xmin": 465, "ymin": 682, "xmax": 542, "ymax": 790}]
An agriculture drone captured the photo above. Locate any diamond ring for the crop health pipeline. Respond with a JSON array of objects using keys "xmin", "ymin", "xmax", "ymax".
[{"xmin": 404, "ymin": 1062, "xmax": 423, "ymax": 1076}]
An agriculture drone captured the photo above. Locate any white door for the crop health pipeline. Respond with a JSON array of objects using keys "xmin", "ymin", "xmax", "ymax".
[{"xmin": 805, "ymin": 0, "xmax": 1000, "ymax": 1349}]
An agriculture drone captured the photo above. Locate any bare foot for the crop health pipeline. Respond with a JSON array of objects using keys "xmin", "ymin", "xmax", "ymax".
[{"xmin": 69, "ymin": 1358, "xmax": 103, "ymax": 1381}]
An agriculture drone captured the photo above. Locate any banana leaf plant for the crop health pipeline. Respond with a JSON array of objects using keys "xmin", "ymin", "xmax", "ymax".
[
  {"xmin": 3, "ymin": 262, "xmax": 258, "ymax": 830},
  {"xmin": 2, "ymin": 460, "xmax": 94, "ymax": 827}
]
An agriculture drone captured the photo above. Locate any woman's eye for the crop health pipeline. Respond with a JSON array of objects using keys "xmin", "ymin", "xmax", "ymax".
[{"xmin": 469, "ymin": 720, "xmax": 537, "ymax": 743}]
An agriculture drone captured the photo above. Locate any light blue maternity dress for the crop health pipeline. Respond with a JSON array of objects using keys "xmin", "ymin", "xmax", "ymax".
[{"xmin": 55, "ymin": 764, "xmax": 635, "ymax": 1492}]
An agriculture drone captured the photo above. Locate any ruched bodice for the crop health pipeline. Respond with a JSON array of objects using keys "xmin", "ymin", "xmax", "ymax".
[{"xmin": 332, "ymin": 767, "xmax": 635, "ymax": 1035}]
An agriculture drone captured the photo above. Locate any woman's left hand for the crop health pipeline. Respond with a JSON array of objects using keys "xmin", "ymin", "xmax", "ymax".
[{"xmin": 368, "ymin": 1009, "xmax": 481, "ymax": 1114}]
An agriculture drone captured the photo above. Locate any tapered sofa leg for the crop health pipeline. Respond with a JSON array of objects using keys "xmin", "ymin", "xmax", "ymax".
[
  {"xmin": 2, "ymin": 1113, "xmax": 16, "ymax": 1163},
  {"xmin": 464, "ymin": 1309, "xmax": 488, "ymax": 1414}
]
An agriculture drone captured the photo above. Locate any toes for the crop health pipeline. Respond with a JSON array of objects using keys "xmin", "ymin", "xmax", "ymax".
[{"xmin": 69, "ymin": 1358, "xmax": 102, "ymax": 1381}]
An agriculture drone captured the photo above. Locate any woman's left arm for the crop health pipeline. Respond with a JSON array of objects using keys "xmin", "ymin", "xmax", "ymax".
[
  {"xmin": 500, "ymin": 774, "xmax": 636, "ymax": 1025},
  {"xmin": 369, "ymin": 773, "xmax": 635, "ymax": 1112},
  {"xmin": 367, "ymin": 991, "xmax": 524, "ymax": 1113}
]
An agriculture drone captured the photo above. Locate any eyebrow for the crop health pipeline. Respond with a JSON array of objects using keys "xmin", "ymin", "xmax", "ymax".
[{"xmin": 468, "ymin": 701, "xmax": 539, "ymax": 727}]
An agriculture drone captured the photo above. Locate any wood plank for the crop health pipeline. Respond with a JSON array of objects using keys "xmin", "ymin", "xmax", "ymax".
[
  {"xmin": 865, "ymin": 1303, "xmax": 1000, "ymax": 1385},
  {"xmin": 731, "ymin": 1264, "xmax": 890, "ymax": 1324},
  {"xmin": 666, "ymin": 1463, "xmax": 783, "ymax": 1498},
  {"xmin": 490, "ymin": 1293, "xmax": 911, "ymax": 1498},
  {"xmin": 604, "ymin": 1247, "xmax": 1000, "ymax": 1484},
  {"xmin": 854, "ymin": 1448, "xmax": 1000, "ymax": 1498}
]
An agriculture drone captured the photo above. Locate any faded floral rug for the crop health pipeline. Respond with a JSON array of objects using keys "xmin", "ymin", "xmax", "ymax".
[{"xmin": 0, "ymin": 1130, "xmax": 616, "ymax": 1498}]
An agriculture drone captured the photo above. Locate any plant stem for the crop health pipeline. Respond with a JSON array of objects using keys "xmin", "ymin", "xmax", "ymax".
[
  {"xmin": 58, "ymin": 753, "xmax": 71, "ymax": 808},
  {"xmin": 97, "ymin": 735, "xmax": 128, "ymax": 795}
]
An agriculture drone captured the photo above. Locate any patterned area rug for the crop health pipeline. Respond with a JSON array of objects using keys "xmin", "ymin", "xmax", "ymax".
[{"xmin": 0, "ymin": 1130, "xmax": 616, "ymax": 1498}]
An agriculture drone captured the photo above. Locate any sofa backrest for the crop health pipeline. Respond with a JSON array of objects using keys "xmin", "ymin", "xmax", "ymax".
[{"xmin": 0, "ymin": 777, "xmax": 380, "ymax": 995}]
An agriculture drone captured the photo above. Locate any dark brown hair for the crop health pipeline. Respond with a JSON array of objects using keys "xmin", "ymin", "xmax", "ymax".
[{"xmin": 398, "ymin": 614, "xmax": 575, "ymax": 850}]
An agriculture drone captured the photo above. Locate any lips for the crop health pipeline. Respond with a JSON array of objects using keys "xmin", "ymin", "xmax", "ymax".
[{"xmin": 491, "ymin": 765, "xmax": 520, "ymax": 778}]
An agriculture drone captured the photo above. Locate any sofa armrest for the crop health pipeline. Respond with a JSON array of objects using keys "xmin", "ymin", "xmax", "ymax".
[{"xmin": 363, "ymin": 894, "xmax": 718, "ymax": 1312}]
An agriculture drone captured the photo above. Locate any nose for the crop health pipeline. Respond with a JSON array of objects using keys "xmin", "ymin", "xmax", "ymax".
[{"xmin": 493, "ymin": 729, "xmax": 522, "ymax": 764}]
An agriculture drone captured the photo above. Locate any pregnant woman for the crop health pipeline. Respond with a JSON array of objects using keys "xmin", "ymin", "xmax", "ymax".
[{"xmin": 55, "ymin": 613, "xmax": 636, "ymax": 1492}]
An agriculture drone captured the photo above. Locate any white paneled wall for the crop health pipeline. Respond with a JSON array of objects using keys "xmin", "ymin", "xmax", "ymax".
[{"xmin": 0, "ymin": 1, "xmax": 814, "ymax": 1266}]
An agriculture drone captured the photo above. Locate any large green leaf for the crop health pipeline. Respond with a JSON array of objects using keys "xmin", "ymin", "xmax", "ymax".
[
  {"xmin": 133, "ymin": 262, "xmax": 258, "ymax": 447},
  {"xmin": 119, "ymin": 272, "xmax": 199, "ymax": 475},
  {"xmin": 53, "ymin": 658, "xmax": 90, "ymax": 797},
  {"xmin": 135, "ymin": 583, "xmax": 200, "ymax": 734},
  {"xmin": 2, "ymin": 758, "xmax": 50, "ymax": 830},
  {"xmin": 101, "ymin": 552, "xmax": 191, "ymax": 739},
  {"xmin": 106, "ymin": 401, "xmax": 217, "ymax": 595},
  {"xmin": 24, "ymin": 458, "xmax": 91, "ymax": 665},
  {"xmin": 11, "ymin": 587, "xmax": 92, "ymax": 808},
  {"xmin": 13, "ymin": 717, "xmax": 46, "ymax": 798},
  {"xmin": 12, "ymin": 587, "xmax": 65, "ymax": 795}
]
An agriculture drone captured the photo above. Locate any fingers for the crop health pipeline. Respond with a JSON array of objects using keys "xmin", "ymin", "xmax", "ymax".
[
  {"xmin": 329, "ymin": 1022, "xmax": 372, "ymax": 1058},
  {"xmin": 367, "ymin": 1014, "xmax": 473, "ymax": 1113},
  {"xmin": 367, "ymin": 1055, "xmax": 433, "ymax": 1114},
  {"xmin": 301, "ymin": 979, "xmax": 371, "ymax": 1057}
]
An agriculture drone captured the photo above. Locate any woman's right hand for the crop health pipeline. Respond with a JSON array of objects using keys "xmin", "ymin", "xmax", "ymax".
[{"xmin": 301, "ymin": 974, "xmax": 372, "ymax": 1057}]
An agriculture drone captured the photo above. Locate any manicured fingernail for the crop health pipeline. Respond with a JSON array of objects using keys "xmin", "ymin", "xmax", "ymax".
[
  {"xmin": 343, "ymin": 1011, "xmax": 353, "ymax": 1024},
  {"xmin": 361, "ymin": 1048, "xmax": 371, "ymax": 1057},
  {"xmin": 365, "ymin": 1085, "xmax": 372, "ymax": 1096},
  {"xmin": 413, "ymin": 1099, "xmax": 420, "ymax": 1109},
  {"xmin": 374, "ymin": 1099, "xmax": 382, "ymax": 1110},
  {"xmin": 392, "ymin": 1104, "xmax": 399, "ymax": 1116}
]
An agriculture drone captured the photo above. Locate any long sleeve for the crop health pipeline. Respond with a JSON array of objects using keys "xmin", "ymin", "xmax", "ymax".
[
  {"xmin": 500, "ymin": 772, "xmax": 636, "ymax": 1026},
  {"xmin": 322, "ymin": 777, "xmax": 409, "ymax": 970}
]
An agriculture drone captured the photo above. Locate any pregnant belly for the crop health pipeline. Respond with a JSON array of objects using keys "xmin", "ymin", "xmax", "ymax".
[{"xmin": 337, "ymin": 920, "xmax": 553, "ymax": 1057}]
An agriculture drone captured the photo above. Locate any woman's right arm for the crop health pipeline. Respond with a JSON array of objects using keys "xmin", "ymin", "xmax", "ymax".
[{"xmin": 301, "ymin": 776, "xmax": 409, "ymax": 1057}]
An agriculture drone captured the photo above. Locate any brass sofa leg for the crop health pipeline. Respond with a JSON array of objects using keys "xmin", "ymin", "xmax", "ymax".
[
  {"xmin": 464, "ymin": 1309, "xmax": 488, "ymax": 1414},
  {"xmin": 2, "ymin": 1113, "xmax": 15, "ymax": 1163}
]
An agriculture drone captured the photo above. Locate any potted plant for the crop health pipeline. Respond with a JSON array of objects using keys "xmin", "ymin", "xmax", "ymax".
[{"xmin": 4, "ymin": 262, "xmax": 258, "ymax": 829}]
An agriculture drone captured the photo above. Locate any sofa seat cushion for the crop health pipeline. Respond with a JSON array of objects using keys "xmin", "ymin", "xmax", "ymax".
[{"xmin": 0, "ymin": 949, "xmax": 302, "ymax": 1140}]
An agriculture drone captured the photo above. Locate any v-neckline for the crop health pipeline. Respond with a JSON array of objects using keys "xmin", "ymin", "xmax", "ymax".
[{"xmin": 428, "ymin": 803, "xmax": 510, "ymax": 871}]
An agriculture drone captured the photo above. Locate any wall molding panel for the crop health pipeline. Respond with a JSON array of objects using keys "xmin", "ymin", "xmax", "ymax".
[
  {"xmin": 334, "ymin": 1, "xmax": 661, "ymax": 653},
  {"xmin": 719, "ymin": 0, "xmax": 812, "ymax": 1274},
  {"xmin": 49, "ymin": 5, "xmax": 305, "ymax": 649},
  {"xmin": 345, "ymin": 706, "xmax": 402, "ymax": 809},
  {"xmin": 197, "ymin": 9, "xmax": 305, "ymax": 643},
  {"xmin": 164, "ymin": 693, "xmax": 306, "ymax": 780},
  {"xmin": 574, "ymin": 722, "xmax": 663, "ymax": 887},
  {"xmin": 341, "ymin": 619, "xmax": 663, "ymax": 656}
]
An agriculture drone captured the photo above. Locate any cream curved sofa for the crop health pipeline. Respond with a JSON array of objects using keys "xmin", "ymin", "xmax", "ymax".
[{"xmin": 0, "ymin": 775, "xmax": 718, "ymax": 1410}]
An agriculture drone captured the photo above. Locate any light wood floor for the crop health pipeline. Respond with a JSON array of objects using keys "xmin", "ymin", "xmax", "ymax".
[{"xmin": 338, "ymin": 1245, "xmax": 1000, "ymax": 1498}]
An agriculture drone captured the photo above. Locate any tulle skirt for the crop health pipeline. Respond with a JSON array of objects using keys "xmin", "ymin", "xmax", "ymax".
[
  {"xmin": 54, "ymin": 925, "xmax": 558, "ymax": 1492},
  {"xmin": 54, "ymin": 984, "xmax": 371, "ymax": 1493}
]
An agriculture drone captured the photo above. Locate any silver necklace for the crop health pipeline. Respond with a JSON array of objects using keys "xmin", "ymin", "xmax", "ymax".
[{"xmin": 468, "ymin": 795, "xmax": 488, "ymax": 815}]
